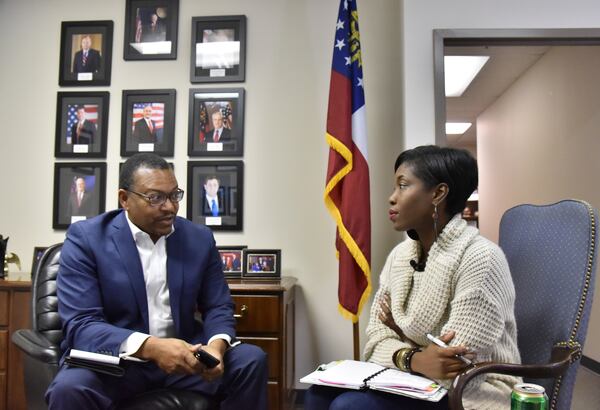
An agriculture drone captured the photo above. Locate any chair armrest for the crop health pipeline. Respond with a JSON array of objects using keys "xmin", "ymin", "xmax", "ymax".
[
  {"xmin": 11, "ymin": 329, "xmax": 62, "ymax": 365},
  {"xmin": 448, "ymin": 344, "xmax": 578, "ymax": 410}
]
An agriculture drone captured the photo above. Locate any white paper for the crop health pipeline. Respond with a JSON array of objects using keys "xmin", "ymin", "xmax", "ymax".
[
  {"xmin": 206, "ymin": 142, "xmax": 224, "ymax": 151},
  {"xmin": 70, "ymin": 349, "xmax": 120, "ymax": 365},
  {"xmin": 71, "ymin": 216, "xmax": 86, "ymax": 224},
  {"xmin": 205, "ymin": 216, "xmax": 222, "ymax": 226},
  {"xmin": 210, "ymin": 68, "xmax": 226, "ymax": 77},
  {"xmin": 73, "ymin": 144, "xmax": 89, "ymax": 153},
  {"xmin": 77, "ymin": 73, "xmax": 93, "ymax": 81},
  {"xmin": 138, "ymin": 143, "xmax": 155, "ymax": 152}
]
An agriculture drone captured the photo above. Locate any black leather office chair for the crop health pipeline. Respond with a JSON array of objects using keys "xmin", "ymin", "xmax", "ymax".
[{"xmin": 11, "ymin": 243, "xmax": 217, "ymax": 410}]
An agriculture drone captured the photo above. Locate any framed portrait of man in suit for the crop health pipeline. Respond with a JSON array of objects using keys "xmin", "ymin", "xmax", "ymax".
[
  {"xmin": 123, "ymin": 0, "xmax": 179, "ymax": 60},
  {"xmin": 55, "ymin": 92, "xmax": 109, "ymax": 158},
  {"xmin": 188, "ymin": 88, "xmax": 245, "ymax": 157},
  {"xmin": 59, "ymin": 20, "xmax": 113, "ymax": 86},
  {"xmin": 187, "ymin": 161, "xmax": 243, "ymax": 231},
  {"xmin": 121, "ymin": 89, "xmax": 176, "ymax": 157},
  {"xmin": 53, "ymin": 162, "xmax": 106, "ymax": 229},
  {"xmin": 190, "ymin": 15, "xmax": 246, "ymax": 83}
]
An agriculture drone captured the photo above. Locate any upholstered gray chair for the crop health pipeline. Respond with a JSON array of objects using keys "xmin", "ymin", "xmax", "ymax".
[
  {"xmin": 12, "ymin": 243, "xmax": 216, "ymax": 410},
  {"xmin": 449, "ymin": 199, "xmax": 598, "ymax": 410}
]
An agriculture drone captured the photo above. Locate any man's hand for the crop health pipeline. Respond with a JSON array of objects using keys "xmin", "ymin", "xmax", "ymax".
[
  {"xmin": 136, "ymin": 337, "xmax": 203, "ymax": 375},
  {"xmin": 410, "ymin": 331, "xmax": 475, "ymax": 380},
  {"xmin": 196, "ymin": 339, "xmax": 226, "ymax": 382}
]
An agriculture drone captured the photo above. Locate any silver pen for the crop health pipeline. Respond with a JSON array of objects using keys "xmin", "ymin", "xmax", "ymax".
[{"xmin": 426, "ymin": 333, "xmax": 473, "ymax": 366}]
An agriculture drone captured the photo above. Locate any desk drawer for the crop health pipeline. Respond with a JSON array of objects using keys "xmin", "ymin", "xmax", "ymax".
[
  {"xmin": 0, "ymin": 292, "xmax": 7, "ymax": 326},
  {"xmin": 232, "ymin": 295, "xmax": 280, "ymax": 333}
]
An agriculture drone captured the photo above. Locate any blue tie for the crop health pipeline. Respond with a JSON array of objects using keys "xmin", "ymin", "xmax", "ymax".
[{"xmin": 211, "ymin": 199, "xmax": 218, "ymax": 216}]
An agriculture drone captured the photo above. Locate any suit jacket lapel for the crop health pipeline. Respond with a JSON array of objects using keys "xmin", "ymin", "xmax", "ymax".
[
  {"xmin": 111, "ymin": 212, "xmax": 150, "ymax": 332},
  {"xmin": 166, "ymin": 222, "xmax": 184, "ymax": 336}
]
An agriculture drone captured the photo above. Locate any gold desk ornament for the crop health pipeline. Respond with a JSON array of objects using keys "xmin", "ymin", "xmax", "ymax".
[{"xmin": 4, "ymin": 252, "xmax": 22, "ymax": 276}]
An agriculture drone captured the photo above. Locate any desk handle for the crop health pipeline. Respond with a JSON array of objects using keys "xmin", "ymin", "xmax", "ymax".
[{"xmin": 233, "ymin": 304, "xmax": 248, "ymax": 319}]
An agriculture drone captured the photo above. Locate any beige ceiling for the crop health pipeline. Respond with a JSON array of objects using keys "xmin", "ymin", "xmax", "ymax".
[{"xmin": 445, "ymin": 45, "xmax": 551, "ymax": 146}]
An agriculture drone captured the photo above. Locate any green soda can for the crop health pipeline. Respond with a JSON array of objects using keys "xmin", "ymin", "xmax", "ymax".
[{"xmin": 511, "ymin": 383, "xmax": 548, "ymax": 410}]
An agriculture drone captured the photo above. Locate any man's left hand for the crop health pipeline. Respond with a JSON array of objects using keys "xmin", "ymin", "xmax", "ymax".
[{"xmin": 195, "ymin": 339, "xmax": 226, "ymax": 382}]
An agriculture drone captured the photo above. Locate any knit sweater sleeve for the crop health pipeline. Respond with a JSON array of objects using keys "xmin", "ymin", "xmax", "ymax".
[{"xmin": 363, "ymin": 247, "xmax": 412, "ymax": 368}]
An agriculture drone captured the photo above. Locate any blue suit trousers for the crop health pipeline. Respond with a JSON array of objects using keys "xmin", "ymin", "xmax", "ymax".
[{"xmin": 46, "ymin": 343, "xmax": 267, "ymax": 410}]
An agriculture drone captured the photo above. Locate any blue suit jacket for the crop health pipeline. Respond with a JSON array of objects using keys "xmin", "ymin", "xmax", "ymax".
[{"xmin": 57, "ymin": 210, "xmax": 235, "ymax": 357}]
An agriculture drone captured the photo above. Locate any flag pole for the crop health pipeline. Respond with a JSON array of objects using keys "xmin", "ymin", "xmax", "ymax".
[{"xmin": 353, "ymin": 321, "xmax": 360, "ymax": 360}]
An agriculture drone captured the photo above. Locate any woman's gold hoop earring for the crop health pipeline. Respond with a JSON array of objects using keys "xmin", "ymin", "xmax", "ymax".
[{"xmin": 432, "ymin": 204, "xmax": 439, "ymax": 241}]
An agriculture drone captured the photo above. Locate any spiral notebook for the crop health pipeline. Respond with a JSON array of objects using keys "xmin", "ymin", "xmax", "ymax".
[{"xmin": 300, "ymin": 360, "xmax": 446, "ymax": 402}]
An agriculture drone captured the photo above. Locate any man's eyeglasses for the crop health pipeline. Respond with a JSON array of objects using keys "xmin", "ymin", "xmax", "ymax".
[{"xmin": 127, "ymin": 188, "xmax": 184, "ymax": 207}]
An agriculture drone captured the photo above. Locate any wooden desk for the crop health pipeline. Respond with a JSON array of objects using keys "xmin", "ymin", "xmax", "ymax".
[
  {"xmin": 228, "ymin": 277, "xmax": 296, "ymax": 410},
  {"xmin": 0, "ymin": 273, "xmax": 31, "ymax": 410}
]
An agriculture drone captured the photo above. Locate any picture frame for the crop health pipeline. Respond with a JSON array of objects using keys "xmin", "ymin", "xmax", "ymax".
[
  {"xmin": 53, "ymin": 162, "xmax": 106, "ymax": 230},
  {"xmin": 243, "ymin": 249, "xmax": 281, "ymax": 279},
  {"xmin": 188, "ymin": 88, "xmax": 245, "ymax": 157},
  {"xmin": 187, "ymin": 161, "xmax": 243, "ymax": 231},
  {"xmin": 190, "ymin": 15, "xmax": 246, "ymax": 83},
  {"xmin": 55, "ymin": 92, "xmax": 109, "ymax": 158},
  {"xmin": 123, "ymin": 0, "xmax": 179, "ymax": 60},
  {"xmin": 121, "ymin": 89, "xmax": 176, "ymax": 157},
  {"xmin": 59, "ymin": 20, "xmax": 113, "ymax": 86},
  {"xmin": 217, "ymin": 245, "xmax": 247, "ymax": 278},
  {"xmin": 31, "ymin": 246, "xmax": 48, "ymax": 274}
]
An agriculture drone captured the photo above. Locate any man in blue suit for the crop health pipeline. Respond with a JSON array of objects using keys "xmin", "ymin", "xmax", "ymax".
[{"xmin": 46, "ymin": 153, "xmax": 267, "ymax": 409}]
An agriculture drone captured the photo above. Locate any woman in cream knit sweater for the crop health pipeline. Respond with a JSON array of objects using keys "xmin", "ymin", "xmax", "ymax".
[{"xmin": 306, "ymin": 146, "xmax": 521, "ymax": 409}]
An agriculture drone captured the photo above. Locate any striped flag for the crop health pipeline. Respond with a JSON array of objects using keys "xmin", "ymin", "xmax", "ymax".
[{"xmin": 324, "ymin": 0, "xmax": 371, "ymax": 323}]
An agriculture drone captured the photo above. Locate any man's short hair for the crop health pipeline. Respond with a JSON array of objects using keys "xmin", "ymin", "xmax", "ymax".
[
  {"xmin": 204, "ymin": 175, "xmax": 219, "ymax": 184},
  {"xmin": 119, "ymin": 153, "xmax": 170, "ymax": 190}
]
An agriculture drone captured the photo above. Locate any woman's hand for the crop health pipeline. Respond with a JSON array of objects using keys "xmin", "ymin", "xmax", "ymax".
[
  {"xmin": 410, "ymin": 331, "xmax": 475, "ymax": 380},
  {"xmin": 378, "ymin": 292, "xmax": 405, "ymax": 339}
]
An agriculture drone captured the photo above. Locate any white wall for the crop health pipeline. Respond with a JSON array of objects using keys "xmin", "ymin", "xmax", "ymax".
[
  {"xmin": 477, "ymin": 46, "xmax": 600, "ymax": 360},
  {"xmin": 403, "ymin": 0, "xmax": 600, "ymax": 362},
  {"xmin": 0, "ymin": 0, "xmax": 402, "ymax": 388}
]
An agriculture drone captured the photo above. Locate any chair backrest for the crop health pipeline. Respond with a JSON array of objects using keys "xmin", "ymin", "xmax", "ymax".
[
  {"xmin": 31, "ymin": 243, "xmax": 64, "ymax": 346},
  {"xmin": 499, "ymin": 199, "xmax": 597, "ymax": 410}
]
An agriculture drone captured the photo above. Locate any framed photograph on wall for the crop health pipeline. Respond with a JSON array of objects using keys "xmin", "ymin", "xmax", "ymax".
[
  {"xmin": 188, "ymin": 88, "xmax": 245, "ymax": 157},
  {"xmin": 53, "ymin": 162, "xmax": 106, "ymax": 230},
  {"xmin": 123, "ymin": 0, "xmax": 179, "ymax": 60},
  {"xmin": 187, "ymin": 161, "xmax": 243, "ymax": 231},
  {"xmin": 55, "ymin": 92, "xmax": 109, "ymax": 158},
  {"xmin": 59, "ymin": 20, "xmax": 113, "ymax": 86},
  {"xmin": 121, "ymin": 89, "xmax": 176, "ymax": 157},
  {"xmin": 190, "ymin": 15, "xmax": 246, "ymax": 83},
  {"xmin": 243, "ymin": 249, "xmax": 281, "ymax": 279},
  {"xmin": 217, "ymin": 245, "xmax": 246, "ymax": 278}
]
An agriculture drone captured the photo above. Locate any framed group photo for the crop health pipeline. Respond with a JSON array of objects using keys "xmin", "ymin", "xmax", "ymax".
[
  {"xmin": 243, "ymin": 249, "xmax": 281, "ymax": 279},
  {"xmin": 190, "ymin": 15, "xmax": 246, "ymax": 83},
  {"xmin": 187, "ymin": 161, "xmax": 243, "ymax": 231},
  {"xmin": 121, "ymin": 89, "xmax": 176, "ymax": 157},
  {"xmin": 55, "ymin": 92, "xmax": 109, "ymax": 158},
  {"xmin": 188, "ymin": 88, "xmax": 245, "ymax": 157},
  {"xmin": 217, "ymin": 245, "xmax": 246, "ymax": 278},
  {"xmin": 123, "ymin": 0, "xmax": 179, "ymax": 60},
  {"xmin": 53, "ymin": 163, "xmax": 106, "ymax": 229},
  {"xmin": 59, "ymin": 20, "xmax": 113, "ymax": 86}
]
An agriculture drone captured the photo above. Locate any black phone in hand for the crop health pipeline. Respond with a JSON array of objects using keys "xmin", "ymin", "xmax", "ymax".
[{"xmin": 194, "ymin": 349, "xmax": 220, "ymax": 369}]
